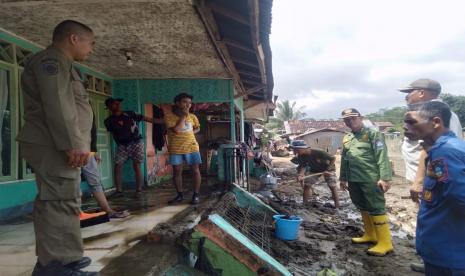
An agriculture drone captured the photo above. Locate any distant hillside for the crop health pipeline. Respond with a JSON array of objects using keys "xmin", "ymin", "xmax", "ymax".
[{"xmin": 365, "ymin": 106, "xmax": 406, "ymax": 131}]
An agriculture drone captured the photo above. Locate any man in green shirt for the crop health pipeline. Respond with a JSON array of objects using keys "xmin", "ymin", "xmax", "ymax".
[
  {"xmin": 339, "ymin": 108, "xmax": 393, "ymax": 257},
  {"xmin": 290, "ymin": 140, "xmax": 340, "ymax": 208}
]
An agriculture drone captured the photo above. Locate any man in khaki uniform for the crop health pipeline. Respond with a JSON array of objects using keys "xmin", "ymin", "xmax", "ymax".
[{"xmin": 17, "ymin": 20, "xmax": 97, "ymax": 276}]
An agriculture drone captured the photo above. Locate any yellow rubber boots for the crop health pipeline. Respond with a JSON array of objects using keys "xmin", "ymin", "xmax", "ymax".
[
  {"xmin": 367, "ymin": 214, "xmax": 393, "ymax": 256},
  {"xmin": 352, "ymin": 211, "xmax": 377, "ymax": 244}
]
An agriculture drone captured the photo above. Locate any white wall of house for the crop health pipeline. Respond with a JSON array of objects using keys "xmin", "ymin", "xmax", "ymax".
[{"xmin": 299, "ymin": 131, "xmax": 345, "ymax": 154}]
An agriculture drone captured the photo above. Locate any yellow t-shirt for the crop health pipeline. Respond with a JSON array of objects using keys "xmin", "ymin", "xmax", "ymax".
[{"xmin": 165, "ymin": 112, "xmax": 200, "ymax": 154}]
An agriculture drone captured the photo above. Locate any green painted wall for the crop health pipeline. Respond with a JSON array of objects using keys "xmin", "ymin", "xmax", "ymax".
[
  {"xmin": 112, "ymin": 79, "xmax": 234, "ymax": 187},
  {"xmin": 139, "ymin": 79, "xmax": 232, "ymax": 104},
  {"xmin": 0, "ymin": 180, "xmax": 37, "ymax": 210}
]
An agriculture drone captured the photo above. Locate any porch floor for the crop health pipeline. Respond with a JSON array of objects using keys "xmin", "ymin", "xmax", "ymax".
[{"xmin": 0, "ymin": 177, "xmax": 219, "ymax": 276}]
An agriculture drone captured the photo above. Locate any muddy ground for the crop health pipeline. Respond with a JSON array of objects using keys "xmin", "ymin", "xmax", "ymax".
[
  {"xmin": 131, "ymin": 139, "xmax": 422, "ymax": 275},
  {"xmin": 263, "ymin": 149, "xmax": 422, "ymax": 276}
]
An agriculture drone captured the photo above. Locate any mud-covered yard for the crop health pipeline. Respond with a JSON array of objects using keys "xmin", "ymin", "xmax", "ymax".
[{"xmin": 265, "ymin": 145, "xmax": 422, "ymax": 276}]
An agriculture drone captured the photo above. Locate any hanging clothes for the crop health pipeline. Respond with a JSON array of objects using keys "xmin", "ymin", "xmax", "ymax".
[{"xmin": 152, "ymin": 104, "xmax": 167, "ymax": 151}]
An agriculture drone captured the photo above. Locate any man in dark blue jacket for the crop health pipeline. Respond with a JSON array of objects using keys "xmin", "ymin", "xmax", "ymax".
[{"xmin": 404, "ymin": 101, "xmax": 465, "ymax": 275}]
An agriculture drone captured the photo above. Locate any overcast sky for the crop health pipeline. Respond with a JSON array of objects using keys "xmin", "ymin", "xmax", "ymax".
[{"xmin": 270, "ymin": 0, "xmax": 465, "ymax": 119}]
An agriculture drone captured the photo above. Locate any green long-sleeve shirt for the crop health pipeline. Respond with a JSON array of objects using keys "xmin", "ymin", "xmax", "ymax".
[{"xmin": 340, "ymin": 127, "xmax": 392, "ymax": 183}]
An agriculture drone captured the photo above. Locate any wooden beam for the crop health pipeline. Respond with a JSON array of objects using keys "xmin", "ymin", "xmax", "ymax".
[
  {"xmin": 242, "ymin": 79, "xmax": 261, "ymax": 86},
  {"xmin": 248, "ymin": 0, "xmax": 267, "ymax": 84},
  {"xmin": 231, "ymin": 57, "xmax": 259, "ymax": 69},
  {"xmin": 223, "ymin": 38, "xmax": 255, "ymax": 54},
  {"xmin": 238, "ymin": 69, "xmax": 261, "ymax": 79},
  {"xmin": 1, "ymin": 0, "xmax": 161, "ymax": 6},
  {"xmin": 244, "ymin": 100, "xmax": 264, "ymax": 110},
  {"xmin": 234, "ymin": 84, "xmax": 266, "ymax": 99},
  {"xmin": 208, "ymin": 2, "xmax": 250, "ymax": 26},
  {"xmin": 248, "ymin": 0, "xmax": 260, "ymax": 47},
  {"xmin": 193, "ymin": 0, "xmax": 246, "ymax": 95}
]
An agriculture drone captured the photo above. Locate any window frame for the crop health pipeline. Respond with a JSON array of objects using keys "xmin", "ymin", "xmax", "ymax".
[
  {"xmin": 0, "ymin": 61, "xmax": 18, "ymax": 182},
  {"xmin": 17, "ymin": 67, "xmax": 34, "ymax": 180}
]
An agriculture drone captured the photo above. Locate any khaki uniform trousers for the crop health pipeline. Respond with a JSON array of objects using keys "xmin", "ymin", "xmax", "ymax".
[{"xmin": 21, "ymin": 143, "xmax": 83, "ymax": 266}]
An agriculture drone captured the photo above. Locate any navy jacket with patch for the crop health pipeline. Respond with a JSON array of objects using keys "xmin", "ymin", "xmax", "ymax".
[{"xmin": 416, "ymin": 131, "xmax": 465, "ymax": 269}]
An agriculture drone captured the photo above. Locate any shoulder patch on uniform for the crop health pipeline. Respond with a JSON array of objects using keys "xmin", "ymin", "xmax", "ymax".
[
  {"xmin": 375, "ymin": 139, "xmax": 384, "ymax": 149},
  {"xmin": 40, "ymin": 58, "xmax": 59, "ymax": 75},
  {"xmin": 423, "ymin": 190, "xmax": 433, "ymax": 202},
  {"xmin": 427, "ymin": 158, "xmax": 449, "ymax": 182}
]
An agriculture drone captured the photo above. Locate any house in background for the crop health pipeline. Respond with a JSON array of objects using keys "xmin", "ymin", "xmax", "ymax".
[
  {"xmin": 293, "ymin": 128, "xmax": 346, "ymax": 154},
  {"xmin": 373, "ymin": 121, "xmax": 395, "ymax": 132},
  {"xmin": 0, "ymin": 0, "xmax": 274, "ymax": 221},
  {"xmin": 284, "ymin": 119, "xmax": 349, "ymax": 135}
]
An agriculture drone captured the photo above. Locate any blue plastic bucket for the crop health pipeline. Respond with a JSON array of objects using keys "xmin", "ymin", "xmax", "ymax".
[{"xmin": 273, "ymin": 214, "xmax": 303, "ymax": 240}]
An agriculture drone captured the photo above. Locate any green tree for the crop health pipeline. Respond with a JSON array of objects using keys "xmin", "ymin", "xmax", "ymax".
[
  {"xmin": 441, "ymin": 93, "xmax": 465, "ymax": 126},
  {"xmin": 275, "ymin": 100, "xmax": 306, "ymax": 122},
  {"xmin": 365, "ymin": 106, "xmax": 407, "ymax": 131},
  {"xmin": 266, "ymin": 100, "xmax": 306, "ymax": 130}
]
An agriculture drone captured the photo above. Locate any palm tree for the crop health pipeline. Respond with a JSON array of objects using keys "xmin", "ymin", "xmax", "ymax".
[
  {"xmin": 275, "ymin": 100, "xmax": 306, "ymax": 121},
  {"xmin": 266, "ymin": 100, "xmax": 306, "ymax": 130}
]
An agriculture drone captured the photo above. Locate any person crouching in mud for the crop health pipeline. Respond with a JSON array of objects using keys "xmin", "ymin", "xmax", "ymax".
[{"xmin": 290, "ymin": 140, "xmax": 340, "ymax": 209}]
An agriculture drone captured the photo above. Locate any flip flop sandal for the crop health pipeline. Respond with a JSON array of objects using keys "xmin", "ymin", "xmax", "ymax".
[{"xmin": 109, "ymin": 210, "xmax": 130, "ymax": 219}]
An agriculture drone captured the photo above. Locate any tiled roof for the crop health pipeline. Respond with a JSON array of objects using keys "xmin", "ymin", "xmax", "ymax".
[
  {"xmin": 373, "ymin": 121, "xmax": 394, "ymax": 127},
  {"xmin": 286, "ymin": 119, "xmax": 349, "ymax": 134},
  {"xmin": 294, "ymin": 128, "xmax": 347, "ymax": 138}
]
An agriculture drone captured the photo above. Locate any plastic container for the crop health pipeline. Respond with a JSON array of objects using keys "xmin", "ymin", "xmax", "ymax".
[
  {"xmin": 273, "ymin": 214, "xmax": 303, "ymax": 240},
  {"xmin": 259, "ymin": 173, "xmax": 277, "ymax": 190}
]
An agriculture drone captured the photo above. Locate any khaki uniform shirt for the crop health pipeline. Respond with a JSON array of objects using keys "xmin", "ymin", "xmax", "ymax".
[
  {"xmin": 17, "ymin": 46, "xmax": 92, "ymax": 151},
  {"xmin": 340, "ymin": 127, "xmax": 392, "ymax": 183},
  {"xmin": 17, "ymin": 46, "xmax": 92, "ymax": 200}
]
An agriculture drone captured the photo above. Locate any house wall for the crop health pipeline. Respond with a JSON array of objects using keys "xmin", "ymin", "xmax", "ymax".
[
  {"xmin": 112, "ymin": 79, "xmax": 236, "ymax": 187},
  {"xmin": 300, "ymin": 132, "xmax": 345, "ymax": 154}
]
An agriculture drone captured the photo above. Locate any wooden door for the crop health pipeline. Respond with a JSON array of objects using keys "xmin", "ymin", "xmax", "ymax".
[{"xmin": 89, "ymin": 93, "xmax": 113, "ymax": 189}]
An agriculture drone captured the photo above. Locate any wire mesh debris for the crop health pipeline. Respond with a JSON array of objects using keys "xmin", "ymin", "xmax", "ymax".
[{"xmin": 215, "ymin": 192, "xmax": 273, "ymax": 253}]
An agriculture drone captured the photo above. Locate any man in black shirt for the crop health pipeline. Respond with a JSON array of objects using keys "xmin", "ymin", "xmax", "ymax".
[
  {"xmin": 290, "ymin": 140, "xmax": 340, "ymax": 208},
  {"xmin": 104, "ymin": 98, "xmax": 162, "ymax": 197}
]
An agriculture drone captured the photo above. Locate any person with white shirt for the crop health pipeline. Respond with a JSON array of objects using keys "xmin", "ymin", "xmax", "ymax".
[{"xmin": 398, "ymin": 78, "xmax": 463, "ymax": 273}]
